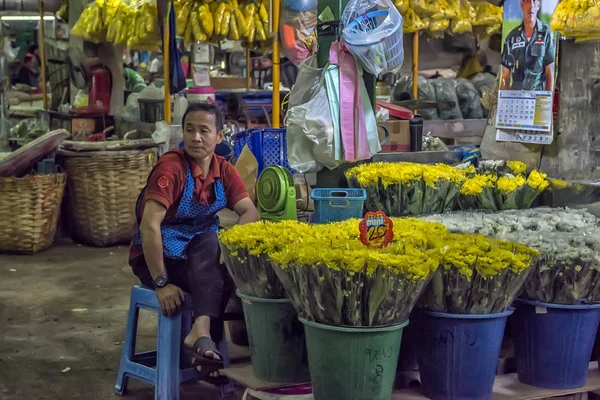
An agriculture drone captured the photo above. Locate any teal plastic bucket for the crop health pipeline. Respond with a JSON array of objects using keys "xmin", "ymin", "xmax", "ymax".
[
  {"xmin": 238, "ymin": 291, "xmax": 310, "ymax": 383},
  {"xmin": 300, "ymin": 318, "xmax": 407, "ymax": 400}
]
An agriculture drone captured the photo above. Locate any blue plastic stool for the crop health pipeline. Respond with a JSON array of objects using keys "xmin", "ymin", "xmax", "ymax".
[{"xmin": 115, "ymin": 285, "xmax": 234, "ymax": 399}]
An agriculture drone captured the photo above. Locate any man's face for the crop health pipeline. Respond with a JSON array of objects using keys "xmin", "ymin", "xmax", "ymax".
[
  {"xmin": 183, "ymin": 110, "xmax": 223, "ymax": 160},
  {"xmin": 521, "ymin": 0, "xmax": 541, "ymax": 23}
]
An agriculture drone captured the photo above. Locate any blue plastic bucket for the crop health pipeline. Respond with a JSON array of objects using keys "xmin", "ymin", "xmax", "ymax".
[
  {"xmin": 416, "ymin": 309, "xmax": 512, "ymax": 400},
  {"xmin": 512, "ymin": 299, "xmax": 600, "ymax": 389}
]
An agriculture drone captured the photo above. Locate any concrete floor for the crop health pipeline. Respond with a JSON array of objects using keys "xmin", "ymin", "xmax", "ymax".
[{"xmin": 0, "ymin": 242, "xmax": 246, "ymax": 400}]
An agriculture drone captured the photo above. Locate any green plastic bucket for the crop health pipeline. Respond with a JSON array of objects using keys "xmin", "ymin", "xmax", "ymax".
[
  {"xmin": 237, "ymin": 291, "xmax": 310, "ymax": 383},
  {"xmin": 300, "ymin": 318, "xmax": 408, "ymax": 400}
]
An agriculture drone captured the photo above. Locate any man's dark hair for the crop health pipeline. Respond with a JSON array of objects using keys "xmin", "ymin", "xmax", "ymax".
[
  {"xmin": 182, "ymin": 102, "xmax": 224, "ymax": 132},
  {"xmin": 23, "ymin": 55, "xmax": 33, "ymax": 64},
  {"xmin": 27, "ymin": 44, "xmax": 38, "ymax": 53}
]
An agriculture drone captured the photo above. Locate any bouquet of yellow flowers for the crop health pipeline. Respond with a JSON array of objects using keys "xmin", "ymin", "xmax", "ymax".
[
  {"xmin": 268, "ymin": 219, "xmax": 443, "ymax": 326},
  {"xmin": 222, "ymin": 217, "xmax": 537, "ymax": 324},
  {"xmin": 420, "ymin": 233, "xmax": 539, "ymax": 313},
  {"xmin": 457, "ymin": 160, "xmax": 549, "ymax": 211},
  {"xmin": 219, "ymin": 221, "xmax": 314, "ymax": 298},
  {"xmin": 346, "ymin": 162, "xmax": 467, "ymax": 217}
]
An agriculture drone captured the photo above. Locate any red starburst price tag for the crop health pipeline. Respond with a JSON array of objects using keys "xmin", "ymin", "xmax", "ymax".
[{"xmin": 359, "ymin": 211, "xmax": 394, "ymax": 248}]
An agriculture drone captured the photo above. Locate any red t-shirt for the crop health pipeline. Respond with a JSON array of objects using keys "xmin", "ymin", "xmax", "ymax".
[{"xmin": 128, "ymin": 149, "xmax": 249, "ymax": 264}]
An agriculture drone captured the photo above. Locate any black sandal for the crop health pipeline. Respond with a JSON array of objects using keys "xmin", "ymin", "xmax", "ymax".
[{"xmin": 184, "ymin": 336, "xmax": 225, "ymax": 371}]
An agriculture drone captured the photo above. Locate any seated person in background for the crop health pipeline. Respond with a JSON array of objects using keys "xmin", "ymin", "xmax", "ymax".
[
  {"xmin": 129, "ymin": 102, "xmax": 259, "ymax": 383},
  {"xmin": 14, "ymin": 55, "xmax": 39, "ymax": 89}
]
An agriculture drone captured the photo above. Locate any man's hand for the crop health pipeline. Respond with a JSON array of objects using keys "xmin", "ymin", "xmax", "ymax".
[{"xmin": 156, "ymin": 284, "xmax": 185, "ymax": 316}]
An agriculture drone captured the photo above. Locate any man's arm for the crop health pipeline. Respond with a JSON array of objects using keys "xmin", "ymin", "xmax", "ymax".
[
  {"xmin": 545, "ymin": 63, "xmax": 554, "ymax": 92},
  {"xmin": 140, "ymin": 200, "xmax": 168, "ymax": 279},
  {"xmin": 140, "ymin": 199, "xmax": 184, "ymax": 316},
  {"xmin": 232, "ymin": 197, "xmax": 260, "ymax": 225},
  {"xmin": 501, "ymin": 66, "xmax": 512, "ymax": 90}
]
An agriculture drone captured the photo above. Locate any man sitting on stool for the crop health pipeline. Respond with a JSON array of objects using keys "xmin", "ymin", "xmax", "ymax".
[{"xmin": 129, "ymin": 102, "xmax": 259, "ymax": 383}]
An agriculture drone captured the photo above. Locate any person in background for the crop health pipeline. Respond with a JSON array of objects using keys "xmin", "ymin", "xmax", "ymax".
[
  {"xmin": 123, "ymin": 66, "xmax": 146, "ymax": 93},
  {"xmin": 26, "ymin": 44, "xmax": 40, "ymax": 74},
  {"xmin": 14, "ymin": 55, "xmax": 39, "ymax": 89},
  {"xmin": 129, "ymin": 102, "xmax": 259, "ymax": 384}
]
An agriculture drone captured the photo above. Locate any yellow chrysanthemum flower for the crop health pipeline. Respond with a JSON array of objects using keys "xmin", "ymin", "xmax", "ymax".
[{"xmin": 507, "ymin": 160, "xmax": 527, "ymax": 175}]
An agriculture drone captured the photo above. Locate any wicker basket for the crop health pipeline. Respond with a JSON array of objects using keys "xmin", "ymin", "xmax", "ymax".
[
  {"xmin": 0, "ymin": 173, "xmax": 66, "ymax": 254},
  {"xmin": 60, "ymin": 148, "xmax": 157, "ymax": 246}
]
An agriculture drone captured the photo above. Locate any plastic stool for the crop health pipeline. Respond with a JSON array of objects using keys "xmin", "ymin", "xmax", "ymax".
[{"xmin": 115, "ymin": 285, "xmax": 234, "ymax": 399}]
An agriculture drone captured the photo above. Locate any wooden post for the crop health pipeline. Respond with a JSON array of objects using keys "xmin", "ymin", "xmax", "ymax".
[
  {"xmin": 164, "ymin": 1, "xmax": 172, "ymax": 123},
  {"xmin": 39, "ymin": 0, "xmax": 48, "ymax": 110},
  {"xmin": 271, "ymin": 0, "xmax": 281, "ymax": 128}
]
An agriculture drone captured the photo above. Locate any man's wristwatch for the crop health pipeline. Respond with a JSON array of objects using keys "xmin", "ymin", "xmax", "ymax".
[{"xmin": 153, "ymin": 275, "xmax": 169, "ymax": 289}]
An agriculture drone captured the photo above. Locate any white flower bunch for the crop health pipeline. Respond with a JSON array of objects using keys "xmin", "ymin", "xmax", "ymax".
[{"xmin": 422, "ymin": 207, "xmax": 600, "ymax": 304}]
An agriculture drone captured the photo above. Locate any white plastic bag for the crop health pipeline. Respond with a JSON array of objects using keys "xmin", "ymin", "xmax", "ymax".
[
  {"xmin": 139, "ymin": 83, "xmax": 165, "ymax": 100},
  {"xmin": 285, "ymin": 57, "xmax": 340, "ymax": 173},
  {"xmin": 341, "ymin": 0, "xmax": 404, "ymax": 75},
  {"xmin": 153, "ymin": 121, "xmax": 171, "ymax": 156}
]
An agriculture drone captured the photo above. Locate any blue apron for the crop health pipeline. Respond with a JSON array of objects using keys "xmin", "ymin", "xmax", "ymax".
[{"xmin": 133, "ymin": 163, "xmax": 227, "ymax": 260}]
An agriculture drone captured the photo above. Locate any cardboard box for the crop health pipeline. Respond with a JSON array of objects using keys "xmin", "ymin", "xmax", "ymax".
[
  {"xmin": 378, "ymin": 120, "xmax": 410, "ymax": 152},
  {"xmin": 211, "ymin": 77, "xmax": 247, "ymax": 90}
]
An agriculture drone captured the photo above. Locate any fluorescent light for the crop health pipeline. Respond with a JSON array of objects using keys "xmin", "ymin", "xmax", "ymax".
[{"xmin": 1, "ymin": 16, "xmax": 55, "ymax": 21}]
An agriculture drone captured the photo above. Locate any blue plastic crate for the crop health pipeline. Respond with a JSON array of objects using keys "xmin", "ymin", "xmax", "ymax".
[
  {"xmin": 233, "ymin": 128, "xmax": 291, "ymax": 174},
  {"xmin": 312, "ymin": 188, "xmax": 366, "ymax": 224}
]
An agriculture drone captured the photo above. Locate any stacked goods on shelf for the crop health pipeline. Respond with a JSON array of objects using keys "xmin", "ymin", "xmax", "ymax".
[
  {"xmin": 176, "ymin": 0, "xmax": 271, "ymax": 46},
  {"xmin": 551, "ymin": 0, "xmax": 600, "ymax": 42},
  {"xmin": 399, "ymin": 0, "xmax": 502, "ymax": 36},
  {"xmin": 423, "ymin": 207, "xmax": 600, "ymax": 390},
  {"xmin": 393, "ymin": 72, "xmax": 497, "ymax": 120},
  {"xmin": 221, "ymin": 218, "xmax": 538, "ymax": 399},
  {"xmin": 345, "ymin": 160, "xmax": 549, "ymax": 216}
]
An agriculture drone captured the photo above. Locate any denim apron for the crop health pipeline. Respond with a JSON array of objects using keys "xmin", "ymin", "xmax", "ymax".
[{"xmin": 133, "ymin": 163, "xmax": 227, "ymax": 260}]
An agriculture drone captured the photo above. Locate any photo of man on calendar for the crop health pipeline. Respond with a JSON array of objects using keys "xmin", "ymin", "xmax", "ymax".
[{"xmin": 500, "ymin": 0, "xmax": 557, "ymax": 92}]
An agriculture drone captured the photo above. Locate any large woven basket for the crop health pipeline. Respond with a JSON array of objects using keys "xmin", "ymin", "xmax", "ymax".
[
  {"xmin": 0, "ymin": 173, "xmax": 66, "ymax": 254},
  {"xmin": 60, "ymin": 148, "xmax": 157, "ymax": 246}
]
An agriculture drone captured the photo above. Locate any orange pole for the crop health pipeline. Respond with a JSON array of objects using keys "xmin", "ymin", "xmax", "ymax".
[
  {"xmin": 164, "ymin": 1, "xmax": 172, "ymax": 123},
  {"xmin": 271, "ymin": 0, "xmax": 280, "ymax": 128},
  {"xmin": 412, "ymin": 33, "xmax": 418, "ymax": 100}
]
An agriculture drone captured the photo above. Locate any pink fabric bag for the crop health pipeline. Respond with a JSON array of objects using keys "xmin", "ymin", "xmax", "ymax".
[{"xmin": 329, "ymin": 41, "xmax": 370, "ymax": 161}]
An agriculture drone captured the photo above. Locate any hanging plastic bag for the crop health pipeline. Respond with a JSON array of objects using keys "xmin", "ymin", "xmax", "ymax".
[
  {"xmin": 286, "ymin": 57, "xmax": 340, "ymax": 173},
  {"xmin": 430, "ymin": 0, "xmax": 456, "ymax": 20},
  {"xmin": 324, "ymin": 64, "xmax": 343, "ymax": 161},
  {"xmin": 551, "ymin": 0, "xmax": 600, "ymax": 40},
  {"xmin": 403, "ymin": 7, "xmax": 428, "ymax": 33},
  {"xmin": 279, "ymin": 0, "xmax": 318, "ymax": 66},
  {"xmin": 451, "ymin": 0, "xmax": 474, "ymax": 34},
  {"xmin": 72, "ymin": 0, "xmax": 107, "ymax": 43},
  {"xmin": 429, "ymin": 19, "xmax": 449, "ymax": 32},
  {"xmin": 393, "ymin": 0, "xmax": 410, "ymax": 14},
  {"xmin": 472, "ymin": 2, "xmax": 502, "ymax": 26},
  {"xmin": 341, "ymin": 0, "xmax": 404, "ymax": 76},
  {"xmin": 410, "ymin": 0, "xmax": 436, "ymax": 18},
  {"xmin": 358, "ymin": 65, "xmax": 381, "ymax": 157}
]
